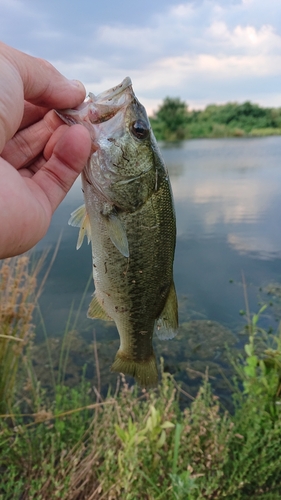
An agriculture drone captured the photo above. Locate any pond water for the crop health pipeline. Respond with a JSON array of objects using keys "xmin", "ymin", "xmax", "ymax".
[{"xmin": 34, "ymin": 136, "xmax": 281, "ymax": 400}]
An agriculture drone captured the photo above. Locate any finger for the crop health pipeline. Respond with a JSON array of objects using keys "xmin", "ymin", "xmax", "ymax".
[
  {"xmin": 1, "ymin": 110, "xmax": 64, "ymax": 169},
  {"xmin": 43, "ymin": 124, "xmax": 70, "ymax": 161},
  {"xmin": 0, "ymin": 43, "xmax": 86, "ymax": 154},
  {"xmin": 19, "ymin": 101, "xmax": 49, "ymax": 130},
  {"xmin": 18, "ymin": 155, "xmax": 45, "ymax": 178},
  {"xmin": 1, "ymin": 43, "xmax": 86, "ymax": 109},
  {"xmin": 33, "ymin": 124, "xmax": 91, "ymax": 212}
]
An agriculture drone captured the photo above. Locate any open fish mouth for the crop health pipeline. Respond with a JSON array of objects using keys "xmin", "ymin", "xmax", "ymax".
[
  {"xmin": 56, "ymin": 77, "xmax": 133, "ymax": 126},
  {"xmin": 87, "ymin": 77, "xmax": 133, "ymax": 124},
  {"xmin": 90, "ymin": 76, "xmax": 132, "ymax": 104}
]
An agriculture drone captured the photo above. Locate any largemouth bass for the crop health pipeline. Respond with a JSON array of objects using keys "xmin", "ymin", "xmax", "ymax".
[{"xmin": 57, "ymin": 77, "xmax": 178, "ymax": 388}]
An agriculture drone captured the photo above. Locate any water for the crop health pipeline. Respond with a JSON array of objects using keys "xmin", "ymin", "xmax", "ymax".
[{"xmin": 34, "ymin": 136, "xmax": 281, "ymax": 397}]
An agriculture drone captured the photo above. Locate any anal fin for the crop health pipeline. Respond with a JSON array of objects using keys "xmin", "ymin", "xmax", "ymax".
[
  {"xmin": 155, "ymin": 281, "xmax": 178, "ymax": 340},
  {"xmin": 87, "ymin": 293, "xmax": 112, "ymax": 321}
]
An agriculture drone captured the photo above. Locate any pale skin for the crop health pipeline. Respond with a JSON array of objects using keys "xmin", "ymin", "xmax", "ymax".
[{"xmin": 0, "ymin": 42, "xmax": 92, "ymax": 259}]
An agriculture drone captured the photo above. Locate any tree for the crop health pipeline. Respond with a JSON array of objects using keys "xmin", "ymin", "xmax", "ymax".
[{"xmin": 152, "ymin": 97, "xmax": 189, "ymax": 140}]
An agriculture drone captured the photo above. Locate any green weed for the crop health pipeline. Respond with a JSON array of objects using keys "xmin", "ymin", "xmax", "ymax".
[{"xmin": 1, "ymin": 257, "xmax": 281, "ymax": 498}]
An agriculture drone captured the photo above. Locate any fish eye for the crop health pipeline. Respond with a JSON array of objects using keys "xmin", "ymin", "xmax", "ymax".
[{"xmin": 131, "ymin": 120, "xmax": 149, "ymax": 140}]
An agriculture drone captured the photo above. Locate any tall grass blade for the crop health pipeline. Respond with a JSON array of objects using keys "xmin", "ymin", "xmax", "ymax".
[
  {"xmin": 0, "ymin": 255, "xmax": 42, "ymax": 413},
  {"xmin": 172, "ymin": 422, "xmax": 182, "ymax": 475}
]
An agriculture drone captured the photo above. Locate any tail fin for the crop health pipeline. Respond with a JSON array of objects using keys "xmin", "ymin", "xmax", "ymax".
[{"xmin": 111, "ymin": 352, "xmax": 158, "ymax": 389}]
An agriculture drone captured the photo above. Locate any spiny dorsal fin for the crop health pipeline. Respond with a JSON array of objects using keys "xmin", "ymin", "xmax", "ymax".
[
  {"xmin": 87, "ymin": 292, "xmax": 112, "ymax": 321},
  {"xmin": 103, "ymin": 212, "xmax": 129, "ymax": 258},
  {"xmin": 68, "ymin": 204, "xmax": 91, "ymax": 250},
  {"xmin": 154, "ymin": 281, "xmax": 178, "ymax": 340}
]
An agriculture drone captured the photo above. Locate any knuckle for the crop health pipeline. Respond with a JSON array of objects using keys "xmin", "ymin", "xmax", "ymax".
[{"xmin": 13, "ymin": 132, "xmax": 34, "ymax": 163}]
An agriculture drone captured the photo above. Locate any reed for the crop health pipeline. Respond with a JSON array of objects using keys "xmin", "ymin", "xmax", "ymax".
[{"xmin": 0, "ymin": 255, "xmax": 44, "ymax": 413}]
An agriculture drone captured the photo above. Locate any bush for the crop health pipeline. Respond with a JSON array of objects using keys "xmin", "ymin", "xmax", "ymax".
[{"xmin": 150, "ymin": 99, "xmax": 281, "ymax": 141}]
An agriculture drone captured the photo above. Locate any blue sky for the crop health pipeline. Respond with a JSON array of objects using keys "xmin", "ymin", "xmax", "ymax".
[{"xmin": 1, "ymin": 0, "xmax": 281, "ymax": 114}]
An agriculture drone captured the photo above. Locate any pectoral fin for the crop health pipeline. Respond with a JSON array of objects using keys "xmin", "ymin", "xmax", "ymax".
[
  {"xmin": 68, "ymin": 205, "xmax": 91, "ymax": 250},
  {"xmin": 87, "ymin": 292, "xmax": 112, "ymax": 321},
  {"xmin": 103, "ymin": 212, "xmax": 129, "ymax": 258},
  {"xmin": 155, "ymin": 281, "xmax": 178, "ymax": 340}
]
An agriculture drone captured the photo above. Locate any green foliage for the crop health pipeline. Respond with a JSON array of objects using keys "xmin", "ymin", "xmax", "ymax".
[
  {"xmin": 150, "ymin": 97, "xmax": 189, "ymax": 141},
  {"xmin": 1, "ymin": 348, "xmax": 281, "ymax": 499},
  {"xmin": 232, "ymin": 303, "xmax": 281, "ymax": 422},
  {"xmin": 2, "ymin": 258, "xmax": 281, "ymax": 498},
  {"xmin": 150, "ymin": 98, "xmax": 281, "ymax": 141}
]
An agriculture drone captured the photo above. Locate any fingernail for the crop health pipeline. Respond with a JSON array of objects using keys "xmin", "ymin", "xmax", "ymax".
[{"xmin": 69, "ymin": 79, "xmax": 86, "ymax": 92}]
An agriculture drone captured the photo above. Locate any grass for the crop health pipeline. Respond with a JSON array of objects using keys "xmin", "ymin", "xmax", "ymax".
[
  {"xmin": 1, "ymin": 256, "xmax": 281, "ymax": 499},
  {"xmin": 249, "ymin": 128, "xmax": 281, "ymax": 137},
  {"xmin": 0, "ymin": 256, "xmax": 42, "ymax": 414}
]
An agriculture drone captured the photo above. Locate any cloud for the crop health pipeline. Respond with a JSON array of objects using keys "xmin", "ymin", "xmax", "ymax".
[
  {"xmin": 207, "ymin": 21, "xmax": 281, "ymax": 54},
  {"xmin": 2, "ymin": 0, "xmax": 281, "ymax": 109},
  {"xmin": 93, "ymin": 2, "xmax": 281, "ymax": 73},
  {"xmin": 0, "ymin": 0, "xmax": 34, "ymax": 15},
  {"xmin": 57, "ymin": 1, "xmax": 281, "ymax": 109}
]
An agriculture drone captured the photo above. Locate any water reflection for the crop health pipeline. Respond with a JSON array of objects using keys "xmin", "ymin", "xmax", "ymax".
[{"xmin": 166, "ymin": 138, "xmax": 281, "ymax": 260}]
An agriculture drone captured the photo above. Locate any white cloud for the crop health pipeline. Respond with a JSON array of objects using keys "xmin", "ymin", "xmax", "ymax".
[
  {"xmin": 170, "ymin": 3, "xmax": 194, "ymax": 18},
  {"xmin": 0, "ymin": 0, "xmax": 32, "ymax": 14},
  {"xmin": 54, "ymin": 1, "xmax": 281, "ymax": 108},
  {"xmin": 0, "ymin": 0, "xmax": 44, "ymax": 26},
  {"xmin": 49, "ymin": 43, "xmax": 281, "ymax": 115},
  {"xmin": 2, "ymin": 0, "xmax": 281, "ymax": 108},
  {"xmin": 97, "ymin": 25, "xmax": 159, "ymax": 53},
  {"xmin": 208, "ymin": 21, "xmax": 281, "ymax": 53}
]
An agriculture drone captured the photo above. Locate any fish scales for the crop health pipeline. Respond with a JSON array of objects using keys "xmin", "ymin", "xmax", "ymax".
[
  {"xmin": 84, "ymin": 167, "xmax": 175, "ymax": 355},
  {"xmin": 57, "ymin": 77, "xmax": 178, "ymax": 388}
]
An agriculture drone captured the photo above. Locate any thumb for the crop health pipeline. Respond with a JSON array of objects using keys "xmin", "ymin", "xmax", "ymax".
[{"xmin": 33, "ymin": 124, "xmax": 91, "ymax": 213}]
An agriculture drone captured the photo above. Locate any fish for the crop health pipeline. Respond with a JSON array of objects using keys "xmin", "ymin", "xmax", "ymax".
[{"xmin": 56, "ymin": 77, "xmax": 178, "ymax": 388}]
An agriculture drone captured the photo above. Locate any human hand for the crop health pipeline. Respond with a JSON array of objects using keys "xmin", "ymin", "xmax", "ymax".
[{"xmin": 0, "ymin": 42, "xmax": 92, "ymax": 259}]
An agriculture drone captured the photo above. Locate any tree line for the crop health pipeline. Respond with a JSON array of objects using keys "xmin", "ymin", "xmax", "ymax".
[{"xmin": 149, "ymin": 97, "xmax": 281, "ymax": 141}]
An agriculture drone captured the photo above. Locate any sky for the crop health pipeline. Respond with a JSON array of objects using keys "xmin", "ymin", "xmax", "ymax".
[{"xmin": 1, "ymin": 0, "xmax": 281, "ymax": 114}]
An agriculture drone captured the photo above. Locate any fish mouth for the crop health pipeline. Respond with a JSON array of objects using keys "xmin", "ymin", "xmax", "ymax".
[
  {"xmin": 87, "ymin": 77, "xmax": 133, "ymax": 124},
  {"xmin": 55, "ymin": 77, "xmax": 133, "ymax": 126},
  {"xmin": 91, "ymin": 77, "xmax": 132, "ymax": 104},
  {"xmin": 56, "ymin": 77, "xmax": 134, "ymax": 127}
]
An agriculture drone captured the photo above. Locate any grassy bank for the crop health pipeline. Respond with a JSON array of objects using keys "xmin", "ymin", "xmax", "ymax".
[
  {"xmin": 1, "ymin": 256, "xmax": 281, "ymax": 499},
  {"xmin": 150, "ymin": 98, "xmax": 281, "ymax": 141}
]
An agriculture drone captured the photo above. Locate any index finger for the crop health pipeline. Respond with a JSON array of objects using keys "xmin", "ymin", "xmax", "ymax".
[
  {"xmin": 0, "ymin": 42, "xmax": 86, "ymax": 109},
  {"xmin": 19, "ymin": 102, "xmax": 49, "ymax": 130}
]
